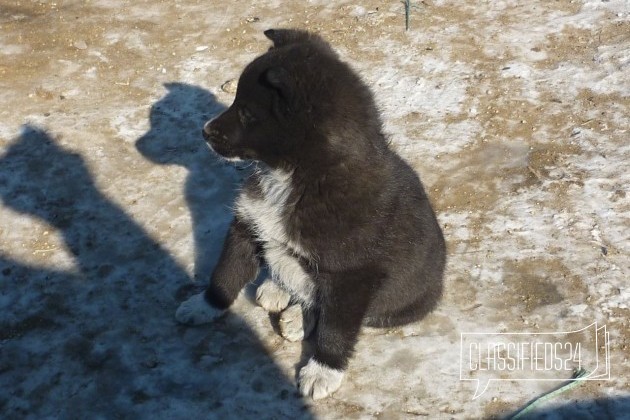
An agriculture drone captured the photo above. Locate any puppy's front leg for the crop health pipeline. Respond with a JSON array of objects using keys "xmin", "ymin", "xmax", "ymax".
[
  {"xmin": 299, "ymin": 269, "xmax": 374, "ymax": 400},
  {"xmin": 176, "ymin": 217, "xmax": 259, "ymax": 325}
]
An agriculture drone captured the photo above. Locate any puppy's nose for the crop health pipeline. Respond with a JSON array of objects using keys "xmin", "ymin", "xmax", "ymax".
[
  {"xmin": 203, "ymin": 119, "xmax": 214, "ymax": 136},
  {"xmin": 202, "ymin": 119, "xmax": 219, "ymax": 140}
]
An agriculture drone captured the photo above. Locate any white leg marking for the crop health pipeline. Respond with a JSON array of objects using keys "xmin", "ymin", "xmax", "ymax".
[
  {"xmin": 255, "ymin": 278, "xmax": 291, "ymax": 313},
  {"xmin": 279, "ymin": 304, "xmax": 316, "ymax": 342},
  {"xmin": 298, "ymin": 358, "xmax": 345, "ymax": 400},
  {"xmin": 265, "ymin": 244, "xmax": 315, "ymax": 307},
  {"xmin": 175, "ymin": 292, "xmax": 224, "ymax": 325}
]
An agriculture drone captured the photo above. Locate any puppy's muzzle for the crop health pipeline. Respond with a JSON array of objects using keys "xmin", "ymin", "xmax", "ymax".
[{"xmin": 202, "ymin": 119, "xmax": 219, "ymax": 142}]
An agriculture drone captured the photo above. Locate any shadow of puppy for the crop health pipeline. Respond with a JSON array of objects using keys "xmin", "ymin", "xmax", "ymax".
[{"xmin": 136, "ymin": 82, "xmax": 244, "ymax": 281}]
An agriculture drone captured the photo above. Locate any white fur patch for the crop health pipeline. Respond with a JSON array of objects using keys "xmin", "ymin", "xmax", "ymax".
[
  {"xmin": 279, "ymin": 303, "xmax": 316, "ymax": 342},
  {"xmin": 298, "ymin": 358, "xmax": 345, "ymax": 400},
  {"xmin": 255, "ymin": 278, "xmax": 291, "ymax": 312},
  {"xmin": 175, "ymin": 292, "xmax": 224, "ymax": 325},
  {"xmin": 236, "ymin": 167, "xmax": 316, "ymax": 307},
  {"xmin": 235, "ymin": 167, "xmax": 308, "ymax": 257},
  {"xmin": 264, "ymin": 244, "xmax": 315, "ymax": 306}
]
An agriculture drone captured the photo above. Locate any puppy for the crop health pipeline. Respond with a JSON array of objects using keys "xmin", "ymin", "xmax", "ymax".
[{"xmin": 176, "ymin": 29, "xmax": 446, "ymax": 400}]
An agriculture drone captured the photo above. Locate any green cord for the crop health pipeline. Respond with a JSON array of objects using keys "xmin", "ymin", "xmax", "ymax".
[
  {"xmin": 511, "ymin": 368, "xmax": 589, "ymax": 419},
  {"xmin": 401, "ymin": 0, "xmax": 411, "ymax": 31},
  {"xmin": 402, "ymin": 1, "xmax": 423, "ymax": 31}
]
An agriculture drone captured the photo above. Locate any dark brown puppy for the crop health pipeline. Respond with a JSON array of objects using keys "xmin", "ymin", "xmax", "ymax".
[{"xmin": 176, "ymin": 29, "xmax": 446, "ymax": 400}]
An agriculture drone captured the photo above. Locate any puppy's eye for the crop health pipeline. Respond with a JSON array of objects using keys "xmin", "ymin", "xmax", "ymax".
[{"xmin": 238, "ymin": 107, "xmax": 256, "ymax": 125}]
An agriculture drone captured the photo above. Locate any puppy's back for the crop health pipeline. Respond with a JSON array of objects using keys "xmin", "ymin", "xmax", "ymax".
[{"xmin": 363, "ymin": 151, "xmax": 445, "ymax": 327}]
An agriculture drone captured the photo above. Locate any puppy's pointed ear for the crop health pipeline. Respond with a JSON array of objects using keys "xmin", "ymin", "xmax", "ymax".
[
  {"xmin": 262, "ymin": 66, "xmax": 294, "ymax": 102},
  {"xmin": 264, "ymin": 29, "xmax": 310, "ymax": 48}
]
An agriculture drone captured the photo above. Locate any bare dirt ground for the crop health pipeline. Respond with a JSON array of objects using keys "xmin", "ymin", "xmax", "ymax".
[{"xmin": 1, "ymin": 0, "xmax": 628, "ymax": 418}]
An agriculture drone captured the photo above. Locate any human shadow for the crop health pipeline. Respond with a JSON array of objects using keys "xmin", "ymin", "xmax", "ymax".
[{"xmin": 0, "ymin": 125, "xmax": 313, "ymax": 418}]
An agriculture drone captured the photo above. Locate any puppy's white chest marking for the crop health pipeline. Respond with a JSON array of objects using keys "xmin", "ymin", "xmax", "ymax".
[
  {"xmin": 236, "ymin": 168, "xmax": 294, "ymax": 248},
  {"xmin": 236, "ymin": 167, "xmax": 315, "ymax": 306}
]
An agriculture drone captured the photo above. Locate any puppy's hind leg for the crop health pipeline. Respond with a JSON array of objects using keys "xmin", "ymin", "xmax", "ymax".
[{"xmin": 176, "ymin": 217, "xmax": 260, "ymax": 325}]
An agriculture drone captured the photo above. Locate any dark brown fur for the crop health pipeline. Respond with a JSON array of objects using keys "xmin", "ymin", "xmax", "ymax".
[{"xmin": 199, "ymin": 29, "xmax": 445, "ymax": 371}]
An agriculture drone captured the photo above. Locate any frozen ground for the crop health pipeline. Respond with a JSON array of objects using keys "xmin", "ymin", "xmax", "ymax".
[{"xmin": 0, "ymin": 0, "xmax": 628, "ymax": 418}]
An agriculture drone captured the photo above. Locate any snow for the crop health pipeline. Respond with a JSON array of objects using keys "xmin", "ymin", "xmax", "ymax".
[{"xmin": 1, "ymin": 0, "xmax": 628, "ymax": 418}]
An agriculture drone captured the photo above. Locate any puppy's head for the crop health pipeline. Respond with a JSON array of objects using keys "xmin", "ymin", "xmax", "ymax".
[{"xmin": 203, "ymin": 29, "xmax": 338, "ymax": 168}]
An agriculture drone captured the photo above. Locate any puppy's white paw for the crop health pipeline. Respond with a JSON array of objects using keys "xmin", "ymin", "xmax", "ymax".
[
  {"xmin": 255, "ymin": 279, "xmax": 290, "ymax": 313},
  {"xmin": 175, "ymin": 292, "xmax": 224, "ymax": 325},
  {"xmin": 279, "ymin": 304, "xmax": 315, "ymax": 342},
  {"xmin": 298, "ymin": 358, "xmax": 344, "ymax": 400}
]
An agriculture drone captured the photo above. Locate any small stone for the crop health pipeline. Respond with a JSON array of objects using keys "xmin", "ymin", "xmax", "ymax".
[
  {"xmin": 221, "ymin": 79, "xmax": 238, "ymax": 94},
  {"xmin": 73, "ymin": 40, "xmax": 88, "ymax": 50}
]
